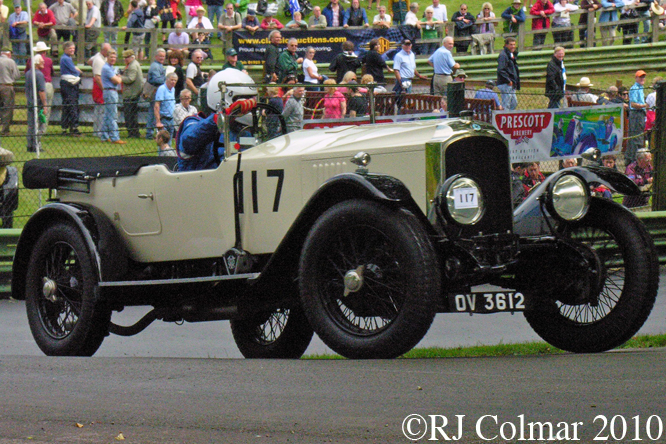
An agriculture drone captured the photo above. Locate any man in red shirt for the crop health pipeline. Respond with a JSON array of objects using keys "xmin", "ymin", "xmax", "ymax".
[{"xmin": 32, "ymin": 2, "xmax": 57, "ymax": 54}]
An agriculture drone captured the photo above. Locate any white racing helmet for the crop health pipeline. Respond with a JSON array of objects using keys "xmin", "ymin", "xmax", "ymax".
[{"xmin": 207, "ymin": 68, "xmax": 257, "ymax": 111}]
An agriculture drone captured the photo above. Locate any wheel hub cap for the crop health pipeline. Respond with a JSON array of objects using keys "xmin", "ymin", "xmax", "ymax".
[
  {"xmin": 343, "ymin": 265, "xmax": 365, "ymax": 297},
  {"xmin": 42, "ymin": 277, "xmax": 58, "ymax": 303}
]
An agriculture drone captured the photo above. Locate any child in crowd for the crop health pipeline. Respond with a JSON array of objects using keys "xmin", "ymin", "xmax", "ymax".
[
  {"xmin": 157, "ymin": 129, "xmax": 176, "ymax": 156},
  {"xmin": 347, "ymin": 81, "xmax": 367, "ymax": 117},
  {"xmin": 265, "ymin": 86, "xmax": 284, "ymax": 139}
]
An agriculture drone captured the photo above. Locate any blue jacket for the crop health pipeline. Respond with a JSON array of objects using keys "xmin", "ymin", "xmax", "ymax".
[
  {"xmin": 599, "ymin": 0, "xmax": 624, "ymax": 22},
  {"xmin": 322, "ymin": 2, "xmax": 345, "ymax": 26},
  {"xmin": 126, "ymin": 7, "xmax": 145, "ymax": 34},
  {"xmin": 177, "ymin": 114, "xmax": 223, "ymax": 171},
  {"xmin": 497, "ymin": 47, "xmax": 520, "ymax": 89}
]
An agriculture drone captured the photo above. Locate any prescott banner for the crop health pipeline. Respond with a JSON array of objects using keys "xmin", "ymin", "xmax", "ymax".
[
  {"xmin": 492, "ymin": 105, "xmax": 624, "ymax": 163},
  {"xmin": 232, "ymin": 26, "xmax": 422, "ymax": 66}
]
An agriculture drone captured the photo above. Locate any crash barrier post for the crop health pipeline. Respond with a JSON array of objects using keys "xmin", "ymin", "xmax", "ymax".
[
  {"xmin": 3, "ymin": 210, "xmax": 666, "ymax": 298},
  {"xmin": 447, "ymin": 82, "xmax": 465, "ymax": 118},
  {"xmin": 0, "ymin": 229, "xmax": 21, "ymax": 299},
  {"xmin": 652, "ymin": 81, "xmax": 666, "ymax": 211}
]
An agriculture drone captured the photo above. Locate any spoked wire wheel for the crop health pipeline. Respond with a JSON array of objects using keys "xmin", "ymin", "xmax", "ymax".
[
  {"xmin": 300, "ymin": 200, "xmax": 440, "ymax": 359},
  {"xmin": 524, "ymin": 198, "xmax": 658, "ymax": 353},
  {"xmin": 555, "ymin": 223, "xmax": 624, "ymax": 324},
  {"xmin": 318, "ymin": 226, "xmax": 407, "ymax": 336},
  {"xmin": 231, "ymin": 306, "xmax": 313, "ymax": 359},
  {"xmin": 255, "ymin": 308, "xmax": 291, "ymax": 344},
  {"xmin": 36, "ymin": 241, "xmax": 84, "ymax": 339},
  {"xmin": 25, "ymin": 222, "xmax": 110, "ymax": 356}
]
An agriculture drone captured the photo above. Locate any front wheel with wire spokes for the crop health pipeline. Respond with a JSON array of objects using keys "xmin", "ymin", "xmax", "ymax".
[
  {"xmin": 299, "ymin": 200, "xmax": 440, "ymax": 359},
  {"xmin": 524, "ymin": 198, "xmax": 659, "ymax": 353},
  {"xmin": 230, "ymin": 306, "xmax": 314, "ymax": 358},
  {"xmin": 25, "ymin": 222, "xmax": 110, "ymax": 356}
]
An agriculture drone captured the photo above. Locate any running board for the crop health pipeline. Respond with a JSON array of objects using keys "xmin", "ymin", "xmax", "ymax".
[{"xmin": 98, "ymin": 272, "xmax": 261, "ymax": 288}]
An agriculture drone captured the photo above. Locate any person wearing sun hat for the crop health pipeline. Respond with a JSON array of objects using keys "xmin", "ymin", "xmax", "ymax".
[
  {"xmin": 626, "ymin": 69, "xmax": 648, "ymax": 164},
  {"xmin": 501, "ymin": 0, "xmax": 525, "ymax": 33},
  {"xmin": 24, "ymin": 41, "xmax": 55, "ymax": 135},
  {"xmin": 0, "ymin": 147, "xmax": 18, "ymax": 228},
  {"xmin": 572, "ymin": 76, "xmax": 597, "ymax": 103}
]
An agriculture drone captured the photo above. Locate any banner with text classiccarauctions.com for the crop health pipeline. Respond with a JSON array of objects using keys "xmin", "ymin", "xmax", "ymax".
[
  {"xmin": 232, "ymin": 26, "xmax": 422, "ymax": 65},
  {"xmin": 492, "ymin": 106, "xmax": 624, "ymax": 163}
]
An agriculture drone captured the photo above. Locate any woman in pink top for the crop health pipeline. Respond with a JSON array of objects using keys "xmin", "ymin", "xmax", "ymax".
[{"xmin": 322, "ymin": 79, "xmax": 347, "ymax": 119}]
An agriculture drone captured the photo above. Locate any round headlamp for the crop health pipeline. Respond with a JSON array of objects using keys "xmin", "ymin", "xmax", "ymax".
[
  {"xmin": 442, "ymin": 175, "xmax": 485, "ymax": 225},
  {"xmin": 548, "ymin": 174, "xmax": 590, "ymax": 221}
]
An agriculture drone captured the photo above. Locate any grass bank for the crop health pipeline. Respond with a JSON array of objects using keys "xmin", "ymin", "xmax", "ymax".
[{"xmin": 303, "ymin": 333, "xmax": 666, "ymax": 359}]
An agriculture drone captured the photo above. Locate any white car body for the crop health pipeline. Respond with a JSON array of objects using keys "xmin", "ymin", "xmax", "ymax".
[{"xmin": 59, "ymin": 120, "xmax": 453, "ymax": 263}]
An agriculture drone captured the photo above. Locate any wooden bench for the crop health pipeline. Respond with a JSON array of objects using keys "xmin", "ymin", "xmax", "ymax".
[
  {"xmin": 567, "ymin": 97, "xmax": 597, "ymax": 107},
  {"xmin": 398, "ymin": 94, "xmax": 441, "ymax": 114},
  {"xmin": 464, "ymin": 98, "xmax": 497, "ymax": 123}
]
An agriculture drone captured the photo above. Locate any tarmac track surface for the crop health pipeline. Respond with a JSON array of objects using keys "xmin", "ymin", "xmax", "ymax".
[
  {"xmin": 1, "ymin": 271, "xmax": 666, "ymax": 443},
  {"xmin": 1, "ymin": 350, "xmax": 666, "ymax": 444}
]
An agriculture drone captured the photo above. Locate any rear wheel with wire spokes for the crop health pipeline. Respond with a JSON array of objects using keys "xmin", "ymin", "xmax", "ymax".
[
  {"xmin": 230, "ymin": 306, "xmax": 313, "ymax": 358},
  {"xmin": 25, "ymin": 222, "xmax": 110, "ymax": 356}
]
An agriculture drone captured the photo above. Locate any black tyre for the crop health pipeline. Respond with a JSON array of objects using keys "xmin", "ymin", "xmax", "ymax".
[
  {"xmin": 230, "ymin": 306, "xmax": 314, "ymax": 359},
  {"xmin": 524, "ymin": 198, "xmax": 659, "ymax": 353},
  {"xmin": 25, "ymin": 222, "xmax": 111, "ymax": 356},
  {"xmin": 299, "ymin": 200, "xmax": 440, "ymax": 359}
]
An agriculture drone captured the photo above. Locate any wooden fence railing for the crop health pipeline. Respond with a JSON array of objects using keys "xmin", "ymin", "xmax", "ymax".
[{"xmin": 2, "ymin": 3, "xmax": 664, "ymax": 66}]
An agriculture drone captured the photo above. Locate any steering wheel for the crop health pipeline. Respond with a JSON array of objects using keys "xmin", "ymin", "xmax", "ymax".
[{"xmin": 252, "ymin": 102, "xmax": 288, "ymax": 143}]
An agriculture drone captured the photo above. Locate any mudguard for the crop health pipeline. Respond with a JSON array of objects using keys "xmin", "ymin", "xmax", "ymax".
[
  {"xmin": 513, "ymin": 166, "xmax": 640, "ymax": 236},
  {"xmin": 246, "ymin": 172, "xmax": 428, "ymax": 298},
  {"xmin": 11, "ymin": 203, "xmax": 128, "ymax": 301}
]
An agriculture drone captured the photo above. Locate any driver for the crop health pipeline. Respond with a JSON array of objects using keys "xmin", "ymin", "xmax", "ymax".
[{"xmin": 176, "ymin": 69, "xmax": 257, "ymax": 172}]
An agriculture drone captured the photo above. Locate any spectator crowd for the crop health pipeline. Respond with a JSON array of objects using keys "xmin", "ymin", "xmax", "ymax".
[{"xmin": 0, "ymin": 0, "xmax": 656, "ymax": 180}]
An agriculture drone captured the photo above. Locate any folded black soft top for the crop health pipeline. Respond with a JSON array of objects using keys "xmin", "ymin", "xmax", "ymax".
[{"xmin": 23, "ymin": 156, "xmax": 178, "ymax": 190}]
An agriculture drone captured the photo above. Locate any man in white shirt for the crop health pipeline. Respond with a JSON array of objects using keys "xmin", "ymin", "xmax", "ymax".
[
  {"xmin": 83, "ymin": 0, "xmax": 100, "ymax": 58},
  {"xmin": 404, "ymin": 2, "xmax": 422, "ymax": 28},
  {"xmin": 188, "ymin": 6, "xmax": 214, "ymax": 29},
  {"xmin": 186, "ymin": 49, "xmax": 206, "ymax": 100},
  {"xmin": 431, "ymin": 0, "xmax": 447, "ymax": 21},
  {"xmin": 372, "ymin": 5, "xmax": 392, "ymax": 27}
]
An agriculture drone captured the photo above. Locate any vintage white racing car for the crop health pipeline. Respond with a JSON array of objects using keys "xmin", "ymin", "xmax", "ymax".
[{"xmin": 13, "ymin": 73, "xmax": 659, "ymax": 359}]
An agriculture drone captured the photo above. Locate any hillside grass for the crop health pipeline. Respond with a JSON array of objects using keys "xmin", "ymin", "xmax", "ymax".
[{"xmin": 303, "ymin": 333, "xmax": 666, "ymax": 359}]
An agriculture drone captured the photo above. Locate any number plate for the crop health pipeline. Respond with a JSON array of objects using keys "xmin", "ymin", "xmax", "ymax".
[{"xmin": 448, "ymin": 292, "xmax": 526, "ymax": 313}]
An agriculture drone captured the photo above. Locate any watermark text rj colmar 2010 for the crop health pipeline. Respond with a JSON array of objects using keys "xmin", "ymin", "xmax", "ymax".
[{"xmin": 401, "ymin": 414, "xmax": 665, "ymax": 441}]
